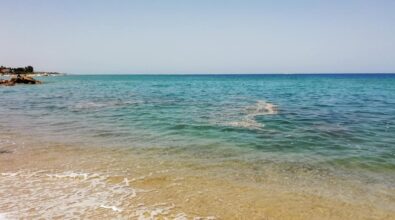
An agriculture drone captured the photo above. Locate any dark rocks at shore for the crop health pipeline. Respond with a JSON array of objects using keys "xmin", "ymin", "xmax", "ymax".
[
  {"xmin": 0, "ymin": 75, "xmax": 41, "ymax": 86},
  {"xmin": 0, "ymin": 149, "xmax": 12, "ymax": 154}
]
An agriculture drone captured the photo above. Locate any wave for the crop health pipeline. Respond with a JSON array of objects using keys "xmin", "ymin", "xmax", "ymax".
[
  {"xmin": 0, "ymin": 170, "xmax": 217, "ymax": 219},
  {"xmin": 0, "ymin": 170, "xmax": 137, "ymax": 218}
]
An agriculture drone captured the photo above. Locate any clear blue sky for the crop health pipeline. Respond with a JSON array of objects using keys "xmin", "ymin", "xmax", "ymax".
[{"xmin": 1, "ymin": 0, "xmax": 394, "ymax": 74}]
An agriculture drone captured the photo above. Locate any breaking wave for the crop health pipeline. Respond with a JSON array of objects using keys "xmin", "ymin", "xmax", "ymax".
[
  {"xmin": 0, "ymin": 170, "xmax": 216, "ymax": 219},
  {"xmin": 0, "ymin": 170, "xmax": 137, "ymax": 218}
]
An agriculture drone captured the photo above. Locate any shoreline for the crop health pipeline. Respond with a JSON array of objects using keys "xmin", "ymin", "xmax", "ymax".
[
  {"xmin": 1, "ymin": 130, "xmax": 394, "ymax": 219},
  {"xmin": 0, "ymin": 73, "xmax": 64, "ymax": 77}
]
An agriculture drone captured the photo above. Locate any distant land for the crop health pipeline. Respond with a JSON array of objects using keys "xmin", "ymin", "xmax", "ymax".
[
  {"xmin": 0, "ymin": 65, "xmax": 64, "ymax": 86},
  {"xmin": 0, "ymin": 65, "xmax": 62, "ymax": 76}
]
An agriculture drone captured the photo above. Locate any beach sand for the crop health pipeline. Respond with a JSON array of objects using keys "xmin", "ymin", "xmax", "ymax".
[{"xmin": 1, "ymin": 132, "xmax": 394, "ymax": 219}]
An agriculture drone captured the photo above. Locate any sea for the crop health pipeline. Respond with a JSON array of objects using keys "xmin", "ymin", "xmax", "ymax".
[{"xmin": 0, "ymin": 74, "xmax": 394, "ymax": 219}]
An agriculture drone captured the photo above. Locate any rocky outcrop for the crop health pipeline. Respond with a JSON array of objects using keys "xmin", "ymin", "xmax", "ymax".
[
  {"xmin": 0, "ymin": 149, "xmax": 12, "ymax": 154},
  {"xmin": 0, "ymin": 75, "xmax": 41, "ymax": 86}
]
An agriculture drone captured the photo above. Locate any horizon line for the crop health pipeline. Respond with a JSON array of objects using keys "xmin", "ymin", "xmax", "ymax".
[{"xmin": 62, "ymin": 72, "xmax": 395, "ymax": 75}]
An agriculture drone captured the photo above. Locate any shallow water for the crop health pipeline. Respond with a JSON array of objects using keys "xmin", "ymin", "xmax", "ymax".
[{"xmin": 0, "ymin": 74, "xmax": 395, "ymax": 219}]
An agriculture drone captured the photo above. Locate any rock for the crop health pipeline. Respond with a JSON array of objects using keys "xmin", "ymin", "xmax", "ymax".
[
  {"xmin": 0, "ymin": 79, "xmax": 15, "ymax": 86},
  {"xmin": 0, "ymin": 150, "xmax": 12, "ymax": 154},
  {"xmin": 10, "ymin": 75, "xmax": 42, "ymax": 84},
  {"xmin": 0, "ymin": 75, "xmax": 41, "ymax": 86}
]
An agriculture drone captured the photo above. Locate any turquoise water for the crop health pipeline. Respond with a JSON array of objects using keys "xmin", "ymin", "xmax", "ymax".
[{"xmin": 1, "ymin": 74, "xmax": 395, "ymax": 174}]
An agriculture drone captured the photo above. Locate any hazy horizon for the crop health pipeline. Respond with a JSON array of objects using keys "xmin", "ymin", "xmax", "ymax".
[{"xmin": 1, "ymin": 0, "xmax": 395, "ymax": 74}]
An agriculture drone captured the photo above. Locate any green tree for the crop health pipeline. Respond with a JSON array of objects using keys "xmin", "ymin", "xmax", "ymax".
[
  {"xmin": 25, "ymin": 66, "xmax": 34, "ymax": 72},
  {"xmin": 14, "ymin": 67, "xmax": 25, "ymax": 74}
]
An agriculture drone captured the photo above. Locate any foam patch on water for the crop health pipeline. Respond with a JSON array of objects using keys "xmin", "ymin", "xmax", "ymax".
[
  {"xmin": 1, "ymin": 172, "xmax": 20, "ymax": 177},
  {"xmin": 0, "ymin": 213, "xmax": 8, "ymax": 220},
  {"xmin": 99, "ymin": 205, "xmax": 123, "ymax": 212},
  {"xmin": 226, "ymin": 100, "xmax": 278, "ymax": 129},
  {"xmin": 46, "ymin": 171, "xmax": 91, "ymax": 180},
  {"xmin": 0, "ymin": 170, "xmax": 138, "ymax": 218},
  {"xmin": 0, "ymin": 170, "xmax": 217, "ymax": 219},
  {"xmin": 194, "ymin": 217, "xmax": 216, "ymax": 220},
  {"xmin": 245, "ymin": 100, "xmax": 278, "ymax": 116}
]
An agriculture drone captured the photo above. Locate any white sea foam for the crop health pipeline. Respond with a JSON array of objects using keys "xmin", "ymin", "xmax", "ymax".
[
  {"xmin": 194, "ymin": 217, "xmax": 216, "ymax": 220},
  {"xmin": 0, "ymin": 213, "xmax": 8, "ymax": 220},
  {"xmin": 46, "ymin": 172, "xmax": 90, "ymax": 180},
  {"xmin": 226, "ymin": 100, "xmax": 278, "ymax": 129},
  {"xmin": 1, "ymin": 172, "xmax": 19, "ymax": 177},
  {"xmin": 123, "ymin": 177, "xmax": 130, "ymax": 186},
  {"xmin": 99, "ymin": 205, "xmax": 123, "ymax": 212},
  {"xmin": 174, "ymin": 213, "xmax": 188, "ymax": 220},
  {"xmin": 245, "ymin": 100, "xmax": 278, "ymax": 116},
  {"xmin": 0, "ymin": 170, "xmax": 139, "ymax": 218},
  {"xmin": 0, "ymin": 170, "xmax": 217, "ymax": 219}
]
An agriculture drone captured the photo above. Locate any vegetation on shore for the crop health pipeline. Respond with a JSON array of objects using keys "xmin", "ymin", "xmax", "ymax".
[
  {"xmin": 0, "ymin": 65, "xmax": 34, "ymax": 75},
  {"xmin": 0, "ymin": 65, "xmax": 47, "ymax": 86},
  {"xmin": 0, "ymin": 65, "xmax": 60, "ymax": 76}
]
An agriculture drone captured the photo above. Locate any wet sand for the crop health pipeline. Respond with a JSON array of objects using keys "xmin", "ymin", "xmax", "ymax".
[{"xmin": 0, "ymin": 132, "xmax": 394, "ymax": 219}]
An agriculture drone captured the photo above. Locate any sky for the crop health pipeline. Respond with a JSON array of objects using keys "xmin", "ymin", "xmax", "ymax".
[{"xmin": 1, "ymin": 0, "xmax": 395, "ymax": 74}]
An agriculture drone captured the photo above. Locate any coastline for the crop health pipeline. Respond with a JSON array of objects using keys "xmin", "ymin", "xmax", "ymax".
[
  {"xmin": 1, "ymin": 129, "xmax": 394, "ymax": 219},
  {"xmin": 0, "ymin": 72, "xmax": 64, "ymax": 86},
  {"xmin": 2, "ymin": 0, "xmax": 395, "ymax": 218},
  {"xmin": 0, "ymin": 73, "xmax": 64, "ymax": 77}
]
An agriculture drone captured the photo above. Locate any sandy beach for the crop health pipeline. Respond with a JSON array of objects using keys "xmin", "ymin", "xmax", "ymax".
[{"xmin": 1, "ymin": 128, "xmax": 394, "ymax": 219}]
